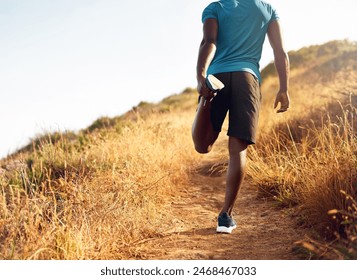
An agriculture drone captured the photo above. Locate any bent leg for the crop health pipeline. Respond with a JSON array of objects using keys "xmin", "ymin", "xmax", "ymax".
[
  {"xmin": 221, "ymin": 137, "xmax": 248, "ymax": 215},
  {"xmin": 192, "ymin": 97, "xmax": 219, "ymax": 153}
]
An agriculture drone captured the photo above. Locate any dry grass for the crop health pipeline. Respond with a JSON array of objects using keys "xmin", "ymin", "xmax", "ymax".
[
  {"xmin": 247, "ymin": 70, "xmax": 357, "ymax": 258},
  {"xmin": 0, "ymin": 106, "xmax": 200, "ymax": 259},
  {"xmin": 1, "ymin": 41, "xmax": 356, "ymax": 259}
]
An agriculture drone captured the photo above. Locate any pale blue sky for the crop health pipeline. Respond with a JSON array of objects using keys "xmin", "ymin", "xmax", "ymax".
[{"xmin": 0, "ymin": 0, "xmax": 356, "ymax": 159}]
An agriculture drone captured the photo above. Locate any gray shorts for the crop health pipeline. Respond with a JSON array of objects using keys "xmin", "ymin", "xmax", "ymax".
[{"xmin": 210, "ymin": 71, "xmax": 262, "ymax": 144}]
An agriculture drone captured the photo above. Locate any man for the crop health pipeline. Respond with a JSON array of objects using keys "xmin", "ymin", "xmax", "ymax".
[{"xmin": 192, "ymin": 0, "xmax": 290, "ymax": 234}]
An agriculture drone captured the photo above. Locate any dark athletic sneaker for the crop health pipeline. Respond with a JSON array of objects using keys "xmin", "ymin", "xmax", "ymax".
[{"xmin": 216, "ymin": 212, "xmax": 237, "ymax": 234}]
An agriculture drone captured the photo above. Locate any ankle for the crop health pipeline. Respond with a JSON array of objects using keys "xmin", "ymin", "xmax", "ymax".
[{"xmin": 220, "ymin": 209, "xmax": 232, "ymax": 216}]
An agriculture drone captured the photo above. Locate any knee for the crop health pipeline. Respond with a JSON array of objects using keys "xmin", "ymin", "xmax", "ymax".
[
  {"xmin": 194, "ymin": 144, "xmax": 212, "ymax": 154},
  {"xmin": 229, "ymin": 137, "xmax": 248, "ymax": 155}
]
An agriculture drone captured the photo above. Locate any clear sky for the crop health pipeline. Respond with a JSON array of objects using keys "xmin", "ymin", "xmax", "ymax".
[{"xmin": 0, "ymin": 0, "xmax": 356, "ymax": 159}]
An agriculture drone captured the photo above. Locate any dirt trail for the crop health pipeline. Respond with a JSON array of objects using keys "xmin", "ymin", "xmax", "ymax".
[{"xmin": 135, "ymin": 158, "xmax": 308, "ymax": 260}]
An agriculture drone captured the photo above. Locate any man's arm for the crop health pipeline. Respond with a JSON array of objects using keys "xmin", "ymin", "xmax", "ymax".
[
  {"xmin": 196, "ymin": 18, "xmax": 218, "ymax": 99},
  {"xmin": 267, "ymin": 20, "xmax": 290, "ymax": 113}
]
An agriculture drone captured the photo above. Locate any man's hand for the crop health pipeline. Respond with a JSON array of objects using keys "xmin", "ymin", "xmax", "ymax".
[
  {"xmin": 197, "ymin": 75, "xmax": 216, "ymax": 100},
  {"xmin": 274, "ymin": 90, "xmax": 290, "ymax": 113}
]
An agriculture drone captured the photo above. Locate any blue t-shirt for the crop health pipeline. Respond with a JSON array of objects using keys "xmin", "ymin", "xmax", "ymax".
[{"xmin": 202, "ymin": 0, "xmax": 279, "ymax": 82}]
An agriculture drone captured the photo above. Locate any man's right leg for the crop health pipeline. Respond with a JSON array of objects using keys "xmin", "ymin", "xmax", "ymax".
[
  {"xmin": 216, "ymin": 137, "xmax": 247, "ymax": 233},
  {"xmin": 221, "ymin": 136, "xmax": 247, "ymax": 215},
  {"xmin": 216, "ymin": 72, "xmax": 260, "ymax": 233}
]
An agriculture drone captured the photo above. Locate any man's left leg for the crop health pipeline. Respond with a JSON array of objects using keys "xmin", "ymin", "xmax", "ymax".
[{"xmin": 192, "ymin": 97, "xmax": 219, "ymax": 154}]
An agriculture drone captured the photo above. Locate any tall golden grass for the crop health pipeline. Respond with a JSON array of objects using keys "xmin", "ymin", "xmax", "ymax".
[
  {"xmin": 1, "ymin": 41, "xmax": 356, "ymax": 259},
  {"xmin": 0, "ymin": 103, "xmax": 201, "ymax": 259},
  {"xmin": 247, "ymin": 69, "xmax": 357, "ymax": 258}
]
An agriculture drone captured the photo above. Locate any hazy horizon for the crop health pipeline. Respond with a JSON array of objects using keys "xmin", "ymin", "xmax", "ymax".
[{"xmin": 1, "ymin": 0, "xmax": 356, "ymax": 159}]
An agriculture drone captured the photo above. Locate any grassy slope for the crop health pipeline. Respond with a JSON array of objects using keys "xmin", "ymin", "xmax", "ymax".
[
  {"xmin": 252, "ymin": 40, "xmax": 357, "ymax": 259},
  {"xmin": 0, "ymin": 40, "xmax": 356, "ymax": 259}
]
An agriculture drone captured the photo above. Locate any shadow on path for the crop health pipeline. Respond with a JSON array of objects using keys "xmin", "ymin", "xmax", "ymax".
[{"xmin": 134, "ymin": 159, "xmax": 307, "ymax": 260}]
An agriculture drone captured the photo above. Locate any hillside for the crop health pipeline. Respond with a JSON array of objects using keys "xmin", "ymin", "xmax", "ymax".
[{"xmin": 0, "ymin": 40, "xmax": 356, "ymax": 260}]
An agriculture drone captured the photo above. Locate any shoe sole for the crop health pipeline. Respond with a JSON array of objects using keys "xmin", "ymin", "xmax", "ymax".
[{"xmin": 216, "ymin": 225, "xmax": 237, "ymax": 234}]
